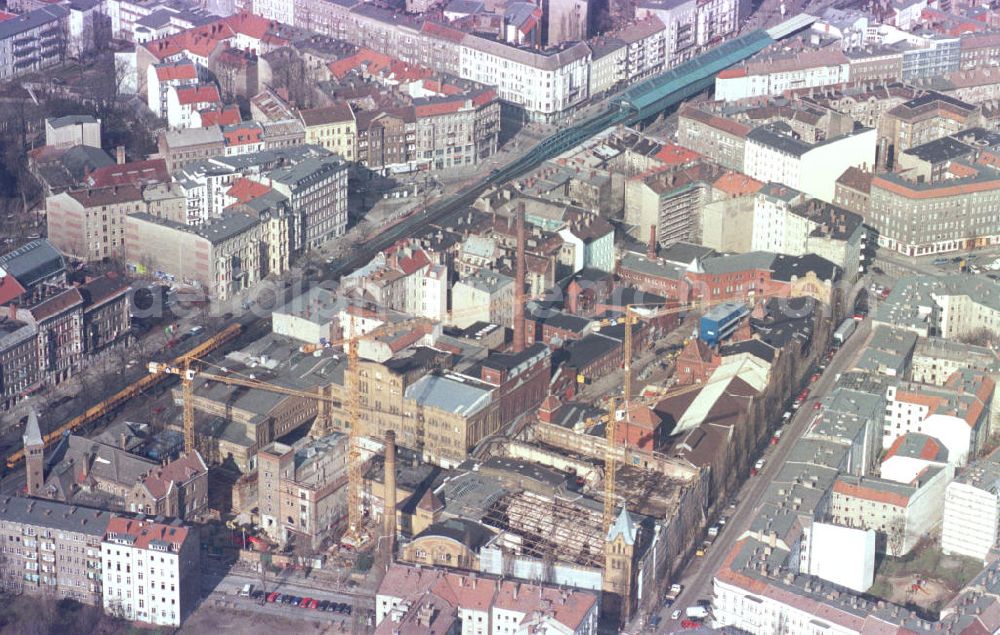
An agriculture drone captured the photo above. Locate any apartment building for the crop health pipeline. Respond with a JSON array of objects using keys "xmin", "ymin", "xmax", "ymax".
[
  {"xmin": 79, "ymin": 274, "xmax": 132, "ymax": 355},
  {"xmin": 458, "ymin": 36, "xmax": 590, "ymax": 120},
  {"xmin": 126, "ymin": 451, "xmax": 209, "ymax": 520},
  {"xmin": 403, "ymin": 372, "xmax": 500, "ymax": 468},
  {"xmin": 869, "ymin": 162, "xmax": 1000, "ymax": 256},
  {"xmin": 165, "ymin": 83, "xmax": 222, "ymax": 129},
  {"xmin": 157, "ymin": 127, "xmax": 226, "ymax": 172},
  {"xmin": 45, "ymin": 115, "xmax": 102, "ymax": 150},
  {"xmin": 257, "ymin": 433, "xmax": 348, "ymax": 550},
  {"xmin": 752, "ymin": 187, "xmax": 866, "ymax": 277},
  {"xmin": 375, "ymin": 563, "xmax": 599, "ymax": 635},
  {"xmin": 714, "ymin": 43, "xmax": 850, "ymax": 101},
  {"xmin": 0, "ymin": 5, "xmax": 69, "ymax": 82},
  {"xmin": 0, "ymin": 496, "xmax": 108, "ymax": 605},
  {"xmin": 0, "ymin": 315, "xmax": 38, "ymax": 410},
  {"xmin": 451, "ymin": 270, "xmax": 514, "ymax": 328},
  {"xmin": 46, "ymin": 185, "xmax": 147, "ymax": 262},
  {"xmin": 125, "ymin": 212, "xmax": 277, "ymax": 301},
  {"xmin": 299, "ymin": 104, "xmax": 356, "ymax": 161},
  {"xmin": 942, "ymin": 447, "xmax": 1000, "ymax": 562},
  {"xmin": 874, "ymin": 274, "xmax": 1000, "ymax": 340},
  {"xmin": 877, "ymin": 92, "xmax": 980, "ymax": 169},
  {"xmin": 883, "ymin": 369, "xmax": 994, "ymax": 466},
  {"xmin": 625, "ymin": 160, "xmax": 722, "ymax": 247},
  {"xmin": 677, "ymin": 105, "xmax": 750, "ymax": 172},
  {"xmin": 101, "ymin": 517, "xmax": 199, "ymax": 627},
  {"xmin": 830, "ymin": 468, "xmax": 951, "ymax": 556},
  {"xmin": 265, "ymin": 156, "xmax": 348, "ymax": 248},
  {"xmin": 742, "ymin": 123, "xmax": 876, "ymax": 203},
  {"xmin": 146, "ymin": 61, "xmax": 199, "ymax": 119}
]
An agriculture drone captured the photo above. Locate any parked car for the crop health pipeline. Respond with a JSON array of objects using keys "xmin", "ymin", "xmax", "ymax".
[
  {"xmin": 267, "ymin": 592, "xmax": 280, "ymax": 603},
  {"xmin": 300, "ymin": 597, "xmax": 312, "ymax": 609},
  {"xmin": 671, "ymin": 609, "xmax": 682, "ymax": 620}
]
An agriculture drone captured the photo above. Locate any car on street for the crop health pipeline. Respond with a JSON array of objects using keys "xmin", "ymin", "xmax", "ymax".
[
  {"xmin": 752, "ymin": 458, "xmax": 766, "ymax": 475},
  {"xmin": 671, "ymin": 609, "xmax": 682, "ymax": 620},
  {"xmin": 650, "ymin": 614, "xmax": 662, "ymax": 627},
  {"xmin": 681, "ymin": 618, "xmax": 702, "ymax": 629},
  {"xmin": 290, "ymin": 596, "xmax": 301, "ymax": 606},
  {"xmin": 267, "ymin": 592, "xmax": 280, "ymax": 603},
  {"xmin": 318, "ymin": 600, "xmax": 330, "ymax": 611},
  {"xmin": 301, "ymin": 597, "xmax": 312, "ymax": 609},
  {"xmin": 813, "ymin": 401, "xmax": 822, "ymax": 410}
]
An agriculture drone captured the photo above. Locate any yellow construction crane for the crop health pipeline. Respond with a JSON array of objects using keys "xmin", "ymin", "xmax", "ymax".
[
  {"xmin": 148, "ymin": 358, "xmax": 339, "ymax": 456},
  {"xmin": 603, "ymin": 396, "xmax": 617, "ymax": 534}
]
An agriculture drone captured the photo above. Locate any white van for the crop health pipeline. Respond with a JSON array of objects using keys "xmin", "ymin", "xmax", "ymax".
[{"xmin": 239, "ymin": 583, "xmax": 253, "ymax": 597}]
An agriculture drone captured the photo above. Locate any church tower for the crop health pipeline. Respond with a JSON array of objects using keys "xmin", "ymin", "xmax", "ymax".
[
  {"xmin": 24, "ymin": 409, "xmax": 45, "ymax": 496},
  {"xmin": 603, "ymin": 506, "xmax": 637, "ymax": 627}
]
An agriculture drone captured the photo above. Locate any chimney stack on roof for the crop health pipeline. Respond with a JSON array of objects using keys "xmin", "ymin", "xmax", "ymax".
[
  {"xmin": 513, "ymin": 202, "xmax": 527, "ymax": 353},
  {"xmin": 383, "ymin": 430, "xmax": 398, "ymax": 557},
  {"xmin": 647, "ymin": 224, "xmax": 657, "ymax": 260}
]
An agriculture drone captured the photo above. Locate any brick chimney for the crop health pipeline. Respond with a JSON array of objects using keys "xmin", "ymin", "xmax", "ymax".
[
  {"xmin": 383, "ymin": 430, "xmax": 397, "ymax": 557},
  {"xmin": 647, "ymin": 225, "xmax": 657, "ymax": 259},
  {"xmin": 513, "ymin": 202, "xmax": 527, "ymax": 353},
  {"xmin": 116, "ymin": 146, "xmax": 125, "ymax": 165}
]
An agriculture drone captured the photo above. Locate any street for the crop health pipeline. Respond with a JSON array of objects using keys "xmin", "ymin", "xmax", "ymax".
[{"xmin": 653, "ymin": 315, "xmax": 874, "ymax": 632}]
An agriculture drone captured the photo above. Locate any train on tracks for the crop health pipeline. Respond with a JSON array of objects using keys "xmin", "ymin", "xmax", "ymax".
[{"xmin": 4, "ymin": 323, "xmax": 242, "ymax": 470}]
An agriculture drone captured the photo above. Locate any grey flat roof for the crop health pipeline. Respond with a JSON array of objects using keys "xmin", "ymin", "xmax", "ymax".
[
  {"xmin": 405, "ymin": 372, "xmax": 492, "ymax": 417},
  {"xmin": 0, "ymin": 496, "xmax": 109, "ymax": 536},
  {"xmin": 0, "ymin": 5, "xmax": 68, "ymax": 40},
  {"xmin": 0, "ymin": 239, "xmax": 65, "ymax": 288}
]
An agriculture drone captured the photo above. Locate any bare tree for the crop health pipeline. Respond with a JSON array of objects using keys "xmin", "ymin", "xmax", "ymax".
[
  {"xmin": 886, "ymin": 515, "xmax": 907, "ymax": 557},
  {"xmin": 958, "ymin": 327, "xmax": 996, "ymax": 348}
]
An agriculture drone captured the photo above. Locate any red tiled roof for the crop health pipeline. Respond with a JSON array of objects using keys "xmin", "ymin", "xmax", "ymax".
[
  {"xmin": 103, "ymin": 517, "xmax": 191, "ymax": 551},
  {"xmin": 398, "ymin": 250, "xmax": 431, "ymax": 275},
  {"xmin": 717, "ymin": 67, "xmax": 748, "ymax": 79},
  {"xmin": 714, "ymin": 171, "xmax": 764, "ymax": 196},
  {"xmin": 422, "ymin": 21, "xmax": 467, "ymax": 43},
  {"xmin": 654, "ymin": 143, "xmax": 702, "ymax": 166},
  {"xmin": 176, "ymin": 85, "xmax": 221, "ymax": 106},
  {"xmin": 832, "ymin": 478, "xmax": 910, "ymax": 507},
  {"xmin": 200, "ymin": 105, "xmax": 242, "ymax": 127},
  {"xmin": 223, "ymin": 123, "xmax": 262, "ymax": 146},
  {"xmin": 415, "ymin": 100, "xmax": 462, "ymax": 117},
  {"xmin": 221, "ymin": 11, "xmax": 272, "ymax": 39},
  {"xmin": 30, "ymin": 288, "xmax": 83, "ymax": 322},
  {"xmin": 0, "ymin": 273, "xmax": 26, "ymax": 305},
  {"xmin": 155, "ymin": 62, "xmax": 197, "ymax": 82},
  {"xmin": 328, "ymin": 48, "xmax": 393, "ymax": 80},
  {"xmin": 141, "ymin": 450, "xmax": 207, "ymax": 499},
  {"xmin": 872, "ymin": 171, "xmax": 1000, "ymax": 199},
  {"xmin": 226, "ymin": 177, "xmax": 271, "ymax": 204},
  {"xmin": 471, "ymin": 89, "xmax": 497, "ymax": 107},
  {"xmin": 85, "ymin": 159, "xmax": 169, "ymax": 188},
  {"xmin": 679, "ymin": 105, "xmax": 751, "ymax": 137}
]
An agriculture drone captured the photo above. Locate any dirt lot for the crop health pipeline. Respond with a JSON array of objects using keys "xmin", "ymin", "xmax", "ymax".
[{"xmin": 182, "ymin": 601, "xmax": 348, "ymax": 634}]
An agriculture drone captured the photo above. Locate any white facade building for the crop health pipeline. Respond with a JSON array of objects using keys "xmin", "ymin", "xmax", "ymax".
[
  {"xmin": 459, "ymin": 37, "xmax": 590, "ymax": 121},
  {"xmin": 804, "ymin": 522, "xmax": 876, "ymax": 593},
  {"xmin": 715, "ymin": 48, "xmax": 850, "ymax": 101},
  {"xmin": 743, "ymin": 126, "xmax": 876, "ymax": 202},
  {"xmin": 942, "ymin": 449, "xmax": 1000, "ymax": 562},
  {"xmin": 100, "ymin": 517, "xmax": 199, "ymax": 627}
]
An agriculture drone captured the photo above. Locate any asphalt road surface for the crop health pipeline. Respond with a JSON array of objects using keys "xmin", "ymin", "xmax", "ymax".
[{"xmin": 654, "ymin": 317, "xmax": 874, "ymax": 633}]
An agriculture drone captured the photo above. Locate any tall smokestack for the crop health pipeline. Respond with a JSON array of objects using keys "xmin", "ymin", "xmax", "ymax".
[
  {"xmin": 647, "ymin": 225, "xmax": 657, "ymax": 259},
  {"xmin": 383, "ymin": 430, "xmax": 397, "ymax": 556},
  {"xmin": 513, "ymin": 203, "xmax": 527, "ymax": 353}
]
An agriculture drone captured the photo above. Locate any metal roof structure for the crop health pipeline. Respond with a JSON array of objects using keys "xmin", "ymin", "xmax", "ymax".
[
  {"xmin": 618, "ymin": 29, "xmax": 774, "ymax": 116},
  {"xmin": 0, "ymin": 239, "xmax": 66, "ymax": 289}
]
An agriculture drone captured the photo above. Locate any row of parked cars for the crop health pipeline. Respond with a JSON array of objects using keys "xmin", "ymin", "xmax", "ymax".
[{"xmin": 256, "ymin": 590, "xmax": 354, "ymax": 614}]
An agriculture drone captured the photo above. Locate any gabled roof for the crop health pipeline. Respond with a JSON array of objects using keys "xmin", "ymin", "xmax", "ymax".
[
  {"xmin": 607, "ymin": 506, "xmax": 638, "ymax": 545},
  {"xmin": 0, "ymin": 239, "xmax": 65, "ymax": 290},
  {"xmin": 23, "ymin": 409, "xmax": 42, "ymax": 447},
  {"xmin": 155, "ymin": 61, "xmax": 197, "ymax": 82},
  {"xmin": 200, "ymin": 105, "xmax": 242, "ymax": 127},
  {"xmin": 175, "ymin": 84, "xmax": 221, "ymax": 106}
]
